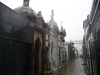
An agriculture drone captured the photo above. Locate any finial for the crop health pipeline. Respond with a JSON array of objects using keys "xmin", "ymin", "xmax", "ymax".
[
  {"xmin": 23, "ymin": 0, "xmax": 30, "ymax": 6},
  {"xmin": 61, "ymin": 21, "xmax": 63, "ymax": 30}
]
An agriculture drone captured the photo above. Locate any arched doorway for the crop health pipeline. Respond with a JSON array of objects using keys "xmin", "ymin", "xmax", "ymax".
[{"xmin": 34, "ymin": 37, "xmax": 42, "ymax": 75}]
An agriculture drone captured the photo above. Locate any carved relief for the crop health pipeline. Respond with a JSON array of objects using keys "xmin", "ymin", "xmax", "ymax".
[{"xmin": 36, "ymin": 19, "xmax": 42, "ymax": 28}]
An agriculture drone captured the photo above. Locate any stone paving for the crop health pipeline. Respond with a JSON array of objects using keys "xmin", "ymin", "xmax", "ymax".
[{"xmin": 47, "ymin": 57, "xmax": 89, "ymax": 75}]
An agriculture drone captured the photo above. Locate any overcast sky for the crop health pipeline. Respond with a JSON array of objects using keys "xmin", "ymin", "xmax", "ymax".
[{"xmin": 1, "ymin": 0, "xmax": 93, "ymax": 41}]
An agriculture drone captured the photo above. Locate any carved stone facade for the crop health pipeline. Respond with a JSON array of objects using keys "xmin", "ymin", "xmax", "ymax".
[
  {"xmin": 14, "ymin": 0, "xmax": 48, "ymax": 75},
  {"xmin": 45, "ymin": 10, "xmax": 67, "ymax": 72},
  {"xmin": 0, "ymin": 1, "xmax": 68, "ymax": 75}
]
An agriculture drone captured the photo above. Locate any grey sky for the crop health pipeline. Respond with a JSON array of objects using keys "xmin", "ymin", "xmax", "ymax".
[{"xmin": 1, "ymin": 0, "xmax": 93, "ymax": 41}]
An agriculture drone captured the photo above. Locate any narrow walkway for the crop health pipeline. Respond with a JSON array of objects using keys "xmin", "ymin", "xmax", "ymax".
[{"xmin": 48, "ymin": 57, "xmax": 87, "ymax": 75}]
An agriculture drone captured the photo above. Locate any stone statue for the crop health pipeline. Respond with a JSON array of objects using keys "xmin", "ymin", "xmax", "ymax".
[
  {"xmin": 23, "ymin": 0, "xmax": 30, "ymax": 6},
  {"xmin": 51, "ymin": 10, "xmax": 54, "ymax": 20},
  {"xmin": 52, "ymin": 10, "xmax": 54, "ymax": 17}
]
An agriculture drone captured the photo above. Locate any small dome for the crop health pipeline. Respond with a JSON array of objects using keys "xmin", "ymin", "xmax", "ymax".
[
  {"xmin": 53, "ymin": 21, "xmax": 58, "ymax": 30},
  {"xmin": 53, "ymin": 21, "xmax": 58, "ymax": 27},
  {"xmin": 14, "ymin": 6, "xmax": 37, "ymax": 18},
  {"xmin": 49, "ymin": 20, "xmax": 58, "ymax": 30}
]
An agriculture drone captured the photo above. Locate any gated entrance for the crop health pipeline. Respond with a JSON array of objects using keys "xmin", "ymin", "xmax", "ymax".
[{"xmin": 34, "ymin": 37, "xmax": 42, "ymax": 75}]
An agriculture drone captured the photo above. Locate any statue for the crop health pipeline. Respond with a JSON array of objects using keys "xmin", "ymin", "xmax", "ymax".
[
  {"xmin": 52, "ymin": 10, "xmax": 54, "ymax": 17},
  {"xmin": 23, "ymin": 0, "xmax": 30, "ymax": 6},
  {"xmin": 51, "ymin": 10, "xmax": 54, "ymax": 20}
]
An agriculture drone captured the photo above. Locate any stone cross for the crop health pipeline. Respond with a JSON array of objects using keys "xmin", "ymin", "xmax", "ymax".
[{"xmin": 61, "ymin": 21, "xmax": 63, "ymax": 30}]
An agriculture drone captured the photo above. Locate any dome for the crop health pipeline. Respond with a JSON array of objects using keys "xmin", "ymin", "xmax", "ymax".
[
  {"xmin": 53, "ymin": 21, "xmax": 58, "ymax": 27},
  {"xmin": 49, "ymin": 20, "xmax": 58, "ymax": 30},
  {"xmin": 14, "ymin": 6, "xmax": 37, "ymax": 18},
  {"xmin": 53, "ymin": 21, "xmax": 58, "ymax": 30}
]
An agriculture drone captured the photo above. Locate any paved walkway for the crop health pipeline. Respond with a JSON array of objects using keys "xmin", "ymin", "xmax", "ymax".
[{"xmin": 47, "ymin": 57, "xmax": 87, "ymax": 75}]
